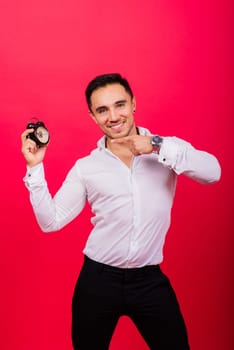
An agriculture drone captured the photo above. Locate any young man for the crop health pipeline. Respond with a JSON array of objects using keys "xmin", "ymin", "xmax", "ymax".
[{"xmin": 21, "ymin": 73, "xmax": 221, "ymax": 349}]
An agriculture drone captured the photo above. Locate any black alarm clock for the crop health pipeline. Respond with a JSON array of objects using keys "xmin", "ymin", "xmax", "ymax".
[{"xmin": 26, "ymin": 119, "xmax": 50, "ymax": 147}]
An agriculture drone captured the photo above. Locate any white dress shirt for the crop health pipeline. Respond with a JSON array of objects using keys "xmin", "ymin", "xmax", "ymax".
[{"xmin": 24, "ymin": 127, "xmax": 221, "ymax": 268}]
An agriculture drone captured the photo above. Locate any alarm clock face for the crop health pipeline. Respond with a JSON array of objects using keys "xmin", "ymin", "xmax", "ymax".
[
  {"xmin": 26, "ymin": 120, "xmax": 50, "ymax": 147},
  {"xmin": 35, "ymin": 125, "xmax": 50, "ymax": 145}
]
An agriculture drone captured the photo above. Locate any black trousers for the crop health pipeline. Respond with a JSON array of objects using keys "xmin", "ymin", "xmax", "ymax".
[{"xmin": 72, "ymin": 256, "xmax": 190, "ymax": 350}]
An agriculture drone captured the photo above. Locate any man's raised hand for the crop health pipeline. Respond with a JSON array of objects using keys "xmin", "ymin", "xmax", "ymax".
[{"xmin": 21, "ymin": 129, "xmax": 48, "ymax": 168}]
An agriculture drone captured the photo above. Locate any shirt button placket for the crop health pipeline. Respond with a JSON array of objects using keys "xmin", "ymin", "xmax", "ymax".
[{"xmin": 127, "ymin": 170, "xmax": 138, "ymax": 265}]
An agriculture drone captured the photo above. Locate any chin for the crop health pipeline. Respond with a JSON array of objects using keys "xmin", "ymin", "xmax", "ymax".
[
  {"xmin": 112, "ymin": 130, "xmax": 128, "ymax": 138},
  {"xmin": 105, "ymin": 130, "xmax": 125, "ymax": 139}
]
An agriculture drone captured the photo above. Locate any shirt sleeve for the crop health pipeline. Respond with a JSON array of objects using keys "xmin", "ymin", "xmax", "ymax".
[
  {"xmin": 23, "ymin": 162, "xmax": 87, "ymax": 232},
  {"xmin": 158, "ymin": 137, "xmax": 221, "ymax": 184}
]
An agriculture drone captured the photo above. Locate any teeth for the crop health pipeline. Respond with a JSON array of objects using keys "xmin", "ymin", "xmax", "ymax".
[{"xmin": 111, "ymin": 123, "xmax": 123, "ymax": 129}]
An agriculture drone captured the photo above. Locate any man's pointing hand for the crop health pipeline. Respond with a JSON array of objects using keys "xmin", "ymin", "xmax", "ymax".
[{"xmin": 111, "ymin": 135, "xmax": 153, "ymax": 155}]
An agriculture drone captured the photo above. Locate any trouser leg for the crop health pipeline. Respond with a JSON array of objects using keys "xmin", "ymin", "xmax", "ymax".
[
  {"xmin": 71, "ymin": 258, "xmax": 122, "ymax": 350},
  {"xmin": 125, "ymin": 267, "xmax": 190, "ymax": 350}
]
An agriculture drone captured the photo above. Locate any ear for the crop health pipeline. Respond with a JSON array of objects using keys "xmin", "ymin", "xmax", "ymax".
[
  {"xmin": 89, "ymin": 110, "xmax": 98, "ymax": 124},
  {"xmin": 132, "ymin": 96, "xmax": 136, "ymax": 112}
]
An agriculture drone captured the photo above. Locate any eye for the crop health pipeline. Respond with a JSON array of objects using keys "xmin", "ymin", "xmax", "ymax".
[
  {"xmin": 97, "ymin": 107, "xmax": 108, "ymax": 114},
  {"xmin": 116, "ymin": 101, "xmax": 126, "ymax": 108}
]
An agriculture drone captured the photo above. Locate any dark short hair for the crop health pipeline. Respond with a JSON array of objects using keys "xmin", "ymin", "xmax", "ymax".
[{"xmin": 85, "ymin": 73, "xmax": 134, "ymax": 111}]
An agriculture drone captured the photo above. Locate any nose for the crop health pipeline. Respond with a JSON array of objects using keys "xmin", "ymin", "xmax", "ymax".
[{"xmin": 109, "ymin": 108, "xmax": 119, "ymax": 121}]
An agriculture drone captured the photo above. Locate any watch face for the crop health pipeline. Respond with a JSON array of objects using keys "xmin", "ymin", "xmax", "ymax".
[
  {"xmin": 35, "ymin": 126, "xmax": 49, "ymax": 144},
  {"xmin": 152, "ymin": 135, "xmax": 163, "ymax": 146}
]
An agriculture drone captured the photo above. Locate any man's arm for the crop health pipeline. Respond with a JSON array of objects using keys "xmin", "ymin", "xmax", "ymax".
[
  {"xmin": 21, "ymin": 129, "xmax": 86, "ymax": 232},
  {"xmin": 112, "ymin": 135, "xmax": 221, "ymax": 184},
  {"xmin": 158, "ymin": 136, "xmax": 221, "ymax": 184}
]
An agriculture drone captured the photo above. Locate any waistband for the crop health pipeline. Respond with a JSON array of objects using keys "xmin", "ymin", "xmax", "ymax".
[{"xmin": 84, "ymin": 255, "xmax": 161, "ymax": 274}]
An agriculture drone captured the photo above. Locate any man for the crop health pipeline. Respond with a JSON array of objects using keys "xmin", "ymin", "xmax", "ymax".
[{"xmin": 21, "ymin": 73, "xmax": 221, "ymax": 349}]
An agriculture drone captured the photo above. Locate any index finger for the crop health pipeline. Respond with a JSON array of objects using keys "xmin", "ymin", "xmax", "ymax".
[
  {"xmin": 111, "ymin": 136, "xmax": 131, "ymax": 144},
  {"xmin": 21, "ymin": 128, "xmax": 34, "ymax": 141}
]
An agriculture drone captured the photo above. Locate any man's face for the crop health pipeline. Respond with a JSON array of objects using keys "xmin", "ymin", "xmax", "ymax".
[{"xmin": 89, "ymin": 83, "xmax": 136, "ymax": 139}]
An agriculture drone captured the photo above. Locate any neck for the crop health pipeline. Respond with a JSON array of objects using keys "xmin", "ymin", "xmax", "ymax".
[
  {"xmin": 106, "ymin": 137, "xmax": 133, "ymax": 168},
  {"xmin": 106, "ymin": 137, "xmax": 128, "ymax": 154}
]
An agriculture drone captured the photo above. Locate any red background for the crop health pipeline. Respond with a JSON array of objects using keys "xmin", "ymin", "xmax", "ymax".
[{"xmin": 0, "ymin": 1, "xmax": 233, "ymax": 349}]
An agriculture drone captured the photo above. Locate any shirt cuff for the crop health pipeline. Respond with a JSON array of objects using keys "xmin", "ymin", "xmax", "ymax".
[
  {"xmin": 23, "ymin": 163, "xmax": 45, "ymax": 187},
  {"xmin": 158, "ymin": 137, "xmax": 182, "ymax": 169}
]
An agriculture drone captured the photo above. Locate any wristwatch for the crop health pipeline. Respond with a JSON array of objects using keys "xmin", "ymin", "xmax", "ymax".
[{"xmin": 151, "ymin": 135, "xmax": 163, "ymax": 153}]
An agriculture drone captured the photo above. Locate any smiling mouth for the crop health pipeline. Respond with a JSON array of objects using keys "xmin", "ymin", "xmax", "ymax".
[{"xmin": 109, "ymin": 122, "xmax": 124, "ymax": 131}]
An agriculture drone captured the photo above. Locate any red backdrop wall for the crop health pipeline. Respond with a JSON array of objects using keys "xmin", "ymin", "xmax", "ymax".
[{"xmin": 0, "ymin": 1, "xmax": 233, "ymax": 349}]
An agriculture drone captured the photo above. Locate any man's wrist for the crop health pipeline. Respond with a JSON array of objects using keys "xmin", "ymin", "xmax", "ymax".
[{"xmin": 151, "ymin": 135, "xmax": 163, "ymax": 153}]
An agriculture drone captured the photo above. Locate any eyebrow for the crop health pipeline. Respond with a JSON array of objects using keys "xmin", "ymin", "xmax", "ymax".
[
  {"xmin": 115, "ymin": 99, "xmax": 127, "ymax": 105},
  {"xmin": 95, "ymin": 99, "xmax": 127, "ymax": 113}
]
